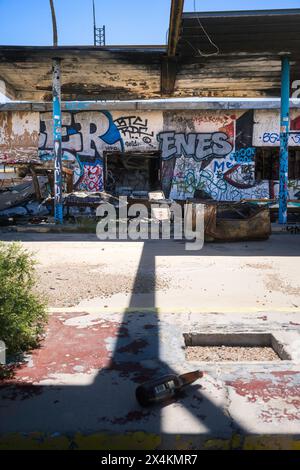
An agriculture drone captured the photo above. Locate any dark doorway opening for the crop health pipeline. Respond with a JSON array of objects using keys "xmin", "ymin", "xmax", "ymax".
[{"xmin": 104, "ymin": 151, "xmax": 161, "ymax": 197}]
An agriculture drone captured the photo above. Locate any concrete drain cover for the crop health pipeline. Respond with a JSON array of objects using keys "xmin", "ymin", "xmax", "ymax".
[{"xmin": 183, "ymin": 333, "xmax": 290, "ymax": 362}]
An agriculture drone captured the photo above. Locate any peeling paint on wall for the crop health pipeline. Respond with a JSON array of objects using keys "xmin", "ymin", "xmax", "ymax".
[
  {"xmin": 1, "ymin": 108, "xmax": 300, "ymax": 200},
  {"xmin": 253, "ymin": 109, "xmax": 300, "ymax": 146},
  {"xmin": 0, "ymin": 111, "xmax": 39, "ymax": 162}
]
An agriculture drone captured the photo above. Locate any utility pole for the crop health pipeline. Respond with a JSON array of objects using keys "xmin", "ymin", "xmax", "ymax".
[
  {"xmin": 49, "ymin": 0, "xmax": 58, "ymax": 46},
  {"xmin": 49, "ymin": 0, "xmax": 63, "ymax": 224},
  {"xmin": 93, "ymin": 0, "xmax": 106, "ymax": 46}
]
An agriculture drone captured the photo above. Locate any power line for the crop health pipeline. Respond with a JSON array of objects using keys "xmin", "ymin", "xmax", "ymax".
[{"xmin": 191, "ymin": 0, "xmax": 220, "ymax": 57}]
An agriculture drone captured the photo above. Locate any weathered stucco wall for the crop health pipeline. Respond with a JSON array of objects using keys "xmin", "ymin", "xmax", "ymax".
[
  {"xmin": 0, "ymin": 111, "xmax": 39, "ymax": 162},
  {"xmin": 253, "ymin": 109, "xmax": 300, "ymax": 147},
  {"xmin": 1, "ymin": 108, "xmax": 300, "ymax": 200}
]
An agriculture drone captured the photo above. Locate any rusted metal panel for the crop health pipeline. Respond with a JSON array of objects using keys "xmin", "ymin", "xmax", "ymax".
[
  {"xmin": 179, "ymin": 10, "xmax": 300, "ymax": 56},
  {"xmin": 0, "ymin": 111, "xmax": 39, "ymax": 163},
  {"xmin": 190, "ymin": 201, "xmax": 271, "ymax": 241},
  {"xmin": 214, "ymin": 205, "xmax": 271, "ymax": 241}
]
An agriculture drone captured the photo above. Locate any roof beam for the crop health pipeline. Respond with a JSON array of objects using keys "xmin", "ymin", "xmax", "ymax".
[
  {"xmin": 167, "ymin": 0, "xmax": 184, "ymax": 56},
  {"xmin": 161, "ymin": 0, "xmax": 184, "ymax": 95},
  {"xmin": 161, "ymin": 55, "xmax": 178, "ymax": 95}
]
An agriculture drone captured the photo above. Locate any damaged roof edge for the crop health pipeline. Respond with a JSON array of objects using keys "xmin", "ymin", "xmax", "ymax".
[
  {"xmin": 0, "ymin": 99, "xmax": 300, "ymax": 112},
  {"xmin": 0, "ymin": 45, "xmax": 167, "ymax": 53},
  {"xmin": 182, "ymin": 8, "xmax": 300, "ymax": 19}
]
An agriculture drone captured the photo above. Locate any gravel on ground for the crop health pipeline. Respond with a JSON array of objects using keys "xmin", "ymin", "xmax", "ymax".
[
  {"xmin": 185, "ymin": 346, "xmax": 281, "ymax": 362},
  {"xmin": 34, "ymin": 264, "xmax": 170, "ymax": 307}
]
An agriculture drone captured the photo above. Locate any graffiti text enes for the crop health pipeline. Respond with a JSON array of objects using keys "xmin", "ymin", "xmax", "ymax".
[{"xmin": 158, "ymin": 131, "xmax": 233, "ymax": 162}]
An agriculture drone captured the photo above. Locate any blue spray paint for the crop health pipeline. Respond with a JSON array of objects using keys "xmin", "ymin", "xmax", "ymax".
[
  {"xmin": 279, "ymin": 57, "xmax": 290, "ymax": 224},
  {"xmin": 53, "ymin": 59, "xmax": 63, "ymax": 224}
]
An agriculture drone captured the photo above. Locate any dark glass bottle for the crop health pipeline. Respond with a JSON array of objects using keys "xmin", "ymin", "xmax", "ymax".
[{"xmin": 136, "ymin": 370, "xmax": 203, "ymax": 407}]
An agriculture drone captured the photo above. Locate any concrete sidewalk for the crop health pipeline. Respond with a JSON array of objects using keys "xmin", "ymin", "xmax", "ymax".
[
  {"xmin": 1, "ymin": 310, "xmax": 300, "ymax": 450},
  {"xmin": 0, "ymin": 234, "xmax": 299, "ymax": 314},
  {"xmin": 0, "ymin": 234, "xmax": 299, "ymax": 449}
]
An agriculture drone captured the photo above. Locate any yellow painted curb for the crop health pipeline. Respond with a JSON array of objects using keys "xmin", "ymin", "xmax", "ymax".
[{"xmin": 48, "ymin": 307, "xmax": 300, "ymax": 315}]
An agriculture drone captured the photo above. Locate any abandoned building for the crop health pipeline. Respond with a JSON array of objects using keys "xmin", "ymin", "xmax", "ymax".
[
  {"xmin": 1, "ymin": 2, "xmax": 300, "ymax": 454},
  {"xmin": 0, "ymin": 6, "xmax": 300, "ymax": 221},
  {"xmin": 0, "ymin": 104, "xmax": 300, "ymax": 205}
]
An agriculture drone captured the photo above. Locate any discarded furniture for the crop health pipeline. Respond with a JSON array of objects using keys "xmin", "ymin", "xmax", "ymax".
[{"xmin": 0, "ymin": 176, "xmax": 48, "ymax": 212}]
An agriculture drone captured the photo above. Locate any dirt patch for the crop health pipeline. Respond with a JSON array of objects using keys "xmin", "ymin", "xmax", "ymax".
[
  {"xmin": 34, "ymin": 264, "xmax": 170, "ymax": 307},
  {"xmin": 265, "ymin": 273, "xmax": 300, "ymax": 297},
  {"xmin": 185, "ymin": 346, "xmax": 281, "ymax": 362},
  {"xmin": 245, "ymin": 263, "xmax": 272, "ymax": 270}
]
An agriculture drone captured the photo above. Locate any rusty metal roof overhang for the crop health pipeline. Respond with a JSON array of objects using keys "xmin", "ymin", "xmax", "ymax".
[
  {"xmin": 179, "ymin": 9, "xmax": 300, "ymax": 56},
  {"xmin": 165, "ymin": 9, "xmax": 300, "ymax": 98}
]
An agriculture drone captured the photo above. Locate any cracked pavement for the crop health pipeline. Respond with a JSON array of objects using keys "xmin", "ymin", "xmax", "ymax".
[{"xmin": 0, "ymin": 234, "xmax": 300, "ymax": 449}]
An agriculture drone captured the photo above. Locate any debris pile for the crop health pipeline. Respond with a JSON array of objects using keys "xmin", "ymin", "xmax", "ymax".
[{"xmin": 0, "ymin": 162, "xmax": 51, "ymax": 225}]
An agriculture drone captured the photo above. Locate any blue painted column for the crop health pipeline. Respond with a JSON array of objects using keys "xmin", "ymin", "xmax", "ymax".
[
  {"xmin": 278, "ymin": 56, "xmax": 290, "ymax": 224},
  {"xmin": 53, "ymin": 58, "xmax": 63, "ymax": 224}
]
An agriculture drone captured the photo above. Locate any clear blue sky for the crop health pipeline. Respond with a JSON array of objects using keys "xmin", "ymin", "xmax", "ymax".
[{"xmin": 0, "ymin": 0, "xmax": 299, "ymax": 46}]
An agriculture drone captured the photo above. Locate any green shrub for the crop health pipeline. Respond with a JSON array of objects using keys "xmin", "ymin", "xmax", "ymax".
[{"xmin": 0, "ymin": 242, "xmax": 47, "ymax": 355}]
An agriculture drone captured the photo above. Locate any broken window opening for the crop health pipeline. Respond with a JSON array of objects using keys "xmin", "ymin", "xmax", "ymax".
[
  {"xmin": 255, "ymin": 147, "xmax": 300, "ymax": 180},
  {"xmin": 103, "ymin": 151, "xmax": 161, "ymax": 198}
]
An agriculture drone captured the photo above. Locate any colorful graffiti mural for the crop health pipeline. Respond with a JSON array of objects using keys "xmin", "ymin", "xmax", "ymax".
[
  {"xmin": 158, "ymin": 110, "xmax": 262, "ymax": 200},
  {"xmin": 32, "ymin": 108, "xmax": 300, "ymax": 200},
  {"xmin": 39, "ymin": 111, "xmax": 123, "ymax": 191},
  {"xmin": 38, "ymin": 111, "xmax": 161, "ymax": 191}
]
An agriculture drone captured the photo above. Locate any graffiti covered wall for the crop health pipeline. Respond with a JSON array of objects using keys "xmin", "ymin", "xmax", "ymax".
[
  {"xmin": 158, "ymin": 109, "xmax": 300, "ymax": 201},
  {"xmin": 253, "ymin": 109, "xmax": 300, "ymax": 147},
  {"xmin": 1, "ymin": 107, "xmax": 299, "ymax": 201},
  {"xmin": 159, "ymin": 109, "xmax": 263, "ymax": 201},
  {"xmin": 38, "ymin": 111, "xmax": 162, "ymax": 192}
]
